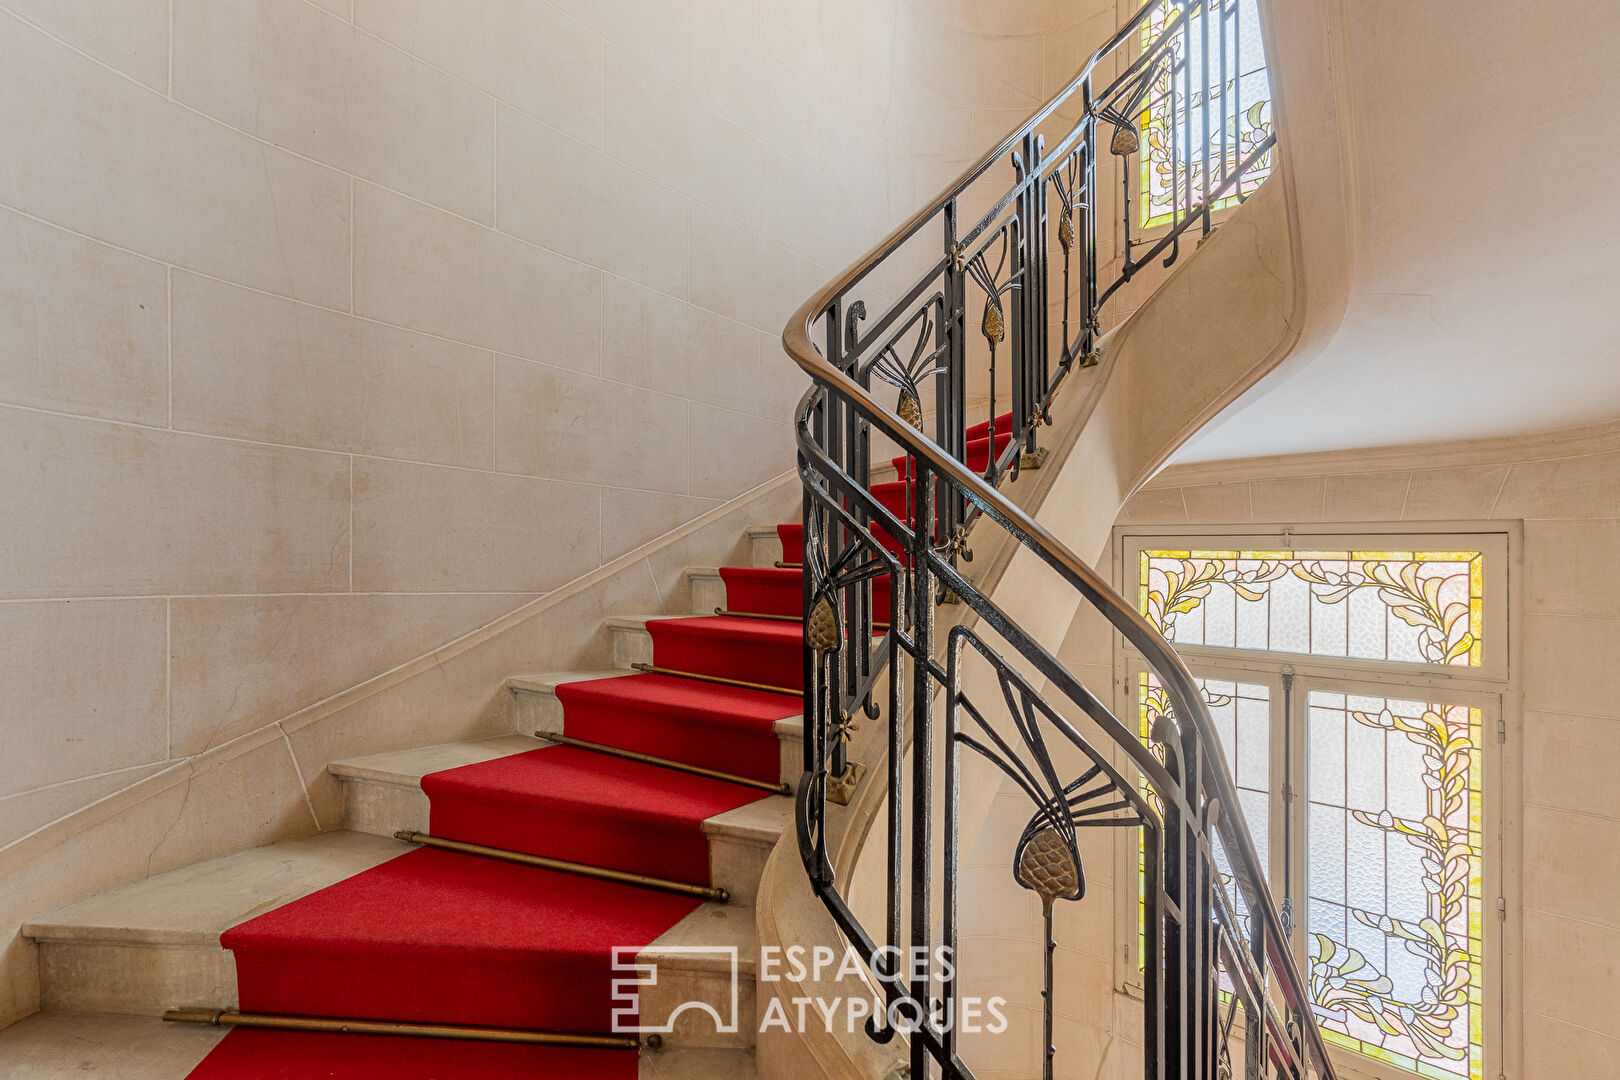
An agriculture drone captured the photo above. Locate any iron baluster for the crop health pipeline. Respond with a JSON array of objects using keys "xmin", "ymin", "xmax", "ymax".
[{"xmin": 908, "ymin": 460, "xmax": 935, "ymax": 1080}]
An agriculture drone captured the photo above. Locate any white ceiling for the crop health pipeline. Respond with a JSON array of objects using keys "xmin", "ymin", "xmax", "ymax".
[{"xmin": 1175, "ymin": 0, "xmax": 1620, "ymax": 463}]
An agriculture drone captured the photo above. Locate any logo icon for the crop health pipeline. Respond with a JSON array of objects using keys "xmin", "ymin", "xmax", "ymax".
[{"xmin": 610, "ymin": 945, "xmax": 740, "ymax": 1035}]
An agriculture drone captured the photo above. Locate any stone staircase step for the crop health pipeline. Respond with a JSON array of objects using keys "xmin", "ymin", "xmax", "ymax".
[
  {"xmin": 327, "ymin": 734, "xmax": 544, "ymax": 838},
  {"xmin": 603, "ymin": 615, "xmax": 802, "ymax": 694},
  {"xmin": 0, "ymin": 1010, "xmax": 757, "ymax": 1078},
  {"xmin": 684, "ymin": 567, "xmax": 728, "ymax": 615},
  {"xmin": 602, "ymin": 614, "xmax": 682, "ymax": 670},
  {"xmin": 21, "ymin": 831, "xmax": 761, "ymax": 1047},
  {"xmin": 23, "ymin": 832, "xmax": 406, "ymax": 1015},
  {"xmin": 327, "ymin": 737, "xmax": 786, "ymax": 905},
  {"xmin": 507, "ymin": 671, "xmax": 801, "ymax": 793},
  {"xmin": 0, "ymin": 1011, "xmax": 224, "ymax": 1078},
  {"xmin": 742, "ymin": 525, "xmax": 783, "ymax": 568}
]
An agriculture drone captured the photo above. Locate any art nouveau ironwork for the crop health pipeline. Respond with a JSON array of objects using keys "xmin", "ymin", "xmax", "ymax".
[{"xmin": 783, "ymin": 2, "xmax": 1328, "ymax": 1079}]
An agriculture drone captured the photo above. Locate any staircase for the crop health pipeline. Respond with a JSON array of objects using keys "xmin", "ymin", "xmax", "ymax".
[
  {"xmin": 0, "ymin": 514, "xmax": 829, "ymax": 1078},
  {"xmin": 0, "ymin": 0, "xmax": 1344, "ymax": 1076}
]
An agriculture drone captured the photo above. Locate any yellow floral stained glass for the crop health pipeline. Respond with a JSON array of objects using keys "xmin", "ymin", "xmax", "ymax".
[
  {"xmin": 1131, "ymin": 546, "xmax": 1493, "ymax": 1080},
  {"xmin": 1139, "ymin": 0, "xmax": 1275, "ymax": 228},
  {"xmin": 1139, "ymin": 550, "xmax": 1486, "ymax": 668},
  {"xmin": 1306, "ymin": 694, "xmax": 1485, "ymax": 1080}
]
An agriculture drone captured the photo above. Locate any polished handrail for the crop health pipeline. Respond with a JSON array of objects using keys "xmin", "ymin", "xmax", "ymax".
[{"xmin": 783, "ymin": 1, "xmax": 1328, "ymax": 1077}]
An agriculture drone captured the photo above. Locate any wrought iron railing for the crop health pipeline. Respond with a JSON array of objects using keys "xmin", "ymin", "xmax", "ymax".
[{"xmin": 784, "ymin": 2, "xmax": 1329, "ymax": 1079}]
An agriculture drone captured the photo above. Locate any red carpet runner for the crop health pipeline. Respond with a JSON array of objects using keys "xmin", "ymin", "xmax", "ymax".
[
  {"xmin": 181, "ymin": 410, "xmax": 1011, "ymax": 1076},
  {"xmin": 182, "ymin": 531, "xmax": 806, "ymax": 1078},
  {"xmin": 191, "ymin": 1029, "xmax": 632, "ymax": 1080}
]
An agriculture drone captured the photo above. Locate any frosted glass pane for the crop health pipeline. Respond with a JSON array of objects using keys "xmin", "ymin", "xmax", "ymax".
[
  {"xmin": 1235, "ymin": 584, "xmax": 1271, "ymax": 649},
  {"xmin": 1235, "ymin": 695, "xmax": 1269, "ymax": 789},
  {"xmin": 1307, "ymin": 802, "xmax": 1344, "ymax": 902},
  {"xmin": 1205, "ymin": 585, "xmax": 1235, "ymax": 648},
  {"xmin": 1347, "ymin": 587, "xmax": 1386, "ymax": 660},
  {"xmin": 1385, "ymin": 840, "xmax": 1428, "ymax": 925},
  {"xmin": 1345, "ymin": 718, "xmax": 1385, "ymax": 814},
  {"xmin": 1345, "ymin": 816, "xmax": 1386, "ymax": 912},
  {"xmin": 1267, "ymin": 574, "xmax": 1310, "ymax": 652},
  {"xmin": 1309, "ymin": 900, "xmax": 1347, "ymax": 948},
  {"xmin": 1141, "ymin": 550, "xmax": 1485, "ymax": 669},
  {"xmin": 1308, "ymin": 706, "xmax": 1344, "ymax": 804},
  {"xmin": 1305, "ymin": 690, "xmax": 1485, "ymax": 1080},
  {"xmin": 1310, "ymin": 588, "xmax": 1348, "ymax": 658},
  {"xmin": 1386, "ymin": 736, "xmax": 1427, "ymax": 820}
]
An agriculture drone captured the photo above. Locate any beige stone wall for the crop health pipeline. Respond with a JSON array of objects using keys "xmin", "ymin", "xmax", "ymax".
[
  {"xmin": 960, "ymin": 422, "xmax": 1620, "ymax": 1079},
  {"xmin": 0, "ymin": 0, "xmax": 1118, "ymax": 853}
]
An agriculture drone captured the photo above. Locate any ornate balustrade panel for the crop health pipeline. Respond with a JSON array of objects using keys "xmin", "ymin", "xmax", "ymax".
[{"xmin": 785, "ymin": 3, "xmax": 1316, "ymax": 1080}]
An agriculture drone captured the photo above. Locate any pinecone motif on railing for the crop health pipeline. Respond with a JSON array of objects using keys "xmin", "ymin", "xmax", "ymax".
[
  {"xmin": 982, "ymin": 298, "xmax": 1005, "ymax": 343},
  {"xmin": 806, "ymin": 594, "xmax": 840, "ymax": 654},
  {"xmin": 1015, "ymin": 826, "xmax": 1082, "ymax": 909},
  {"xmin": 1058, "ymin": 210, "xmax": 1075, "ymax": 253},
  {"xmin": 896, "ymin": 388, "xmax": 923, "ymax": 430},
  {"xmin": 1110, "ymin": 121, "xmax": 1140, "ymax": 156}
]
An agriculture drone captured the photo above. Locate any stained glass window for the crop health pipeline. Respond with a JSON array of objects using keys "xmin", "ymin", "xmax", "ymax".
[
  {"xmin": 1140, "ymin": 0, "xmax": 1274, "ymax": 228},
  {"xmin": 1306, "ymin": 692, "xmax": 1484, "ymax": 1080},
  {"xmin": 1140, "ymin": 550, "xmax": 1485, "ymax": 668},
  {"xmin": 1122, "ymin": 534, "xmax": 1500, "ymax": 1080}
]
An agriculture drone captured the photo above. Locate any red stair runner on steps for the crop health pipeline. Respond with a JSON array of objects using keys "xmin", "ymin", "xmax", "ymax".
[
  {"xmin": 220, "ymin": 847, "xmax": 699, "ymax": 1034},
  {"xmin": 776, "ymin": 523, "xmax": 803, "ymax": 565},
  {"xmin": 719, "ymin": 565, "xmax": 803, "ymax": 616},
  {"xmin": 646, "ymin": 615, "xmax": 803, "ymax": 691},
  {"xmin": 185, "ymin": 513, "xmax": 818, "ymax": 1077},
  {"xmin": 965, "ymin": 410, "xmax": 1014, "ymax": 442},
  {"xmin": 721, "ymin": 565, "xmax": 892, "ymax": 622},
  {"xmin": 186, "ymin": 1028, "xmax": 633, "ymax": 1080},
  {"xmin": 555, "ymin": 672, "xmax": 794, "ymax": 786},
  {"xmin": 424, "ymin": 744, "xmax": 766, "ymax": 885}
]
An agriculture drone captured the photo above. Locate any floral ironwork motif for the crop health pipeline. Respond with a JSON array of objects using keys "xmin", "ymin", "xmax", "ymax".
[
  {"xmin": 785, "ymin": 0, "xmax": 1296, "ymax": 1074},
  {"xmin": 965, "ymin": 230, "xmax": 1018, "ymax": 348},
  {"xmin": 868, "ymin": 307, "xmax": 946, "ymax": 433},
  {"xmin": 949, "ymin": 630, "xmax": 1146, "ymax": 1080}
]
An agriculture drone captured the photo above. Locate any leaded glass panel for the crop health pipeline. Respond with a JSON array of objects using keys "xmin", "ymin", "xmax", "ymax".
[
  {"xmin": 1140, "ymin": 0, "xmax": 1274, "ymax": 227},
  {"xmin": 1140, "ymin": 549, "xmax": 1485, "ymax": 668},
  {"xmin": 1305, "ymin": 692, "xmax": 1485, "ymax": 1080}
]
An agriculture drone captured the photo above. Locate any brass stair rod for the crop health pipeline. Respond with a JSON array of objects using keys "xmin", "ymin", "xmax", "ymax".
[
  {"xmin": 714, "ymin": 607, "xmax": 801, "ymax": 623},
  {"xmin": 630, "ymin": 662, "xmax": 798, "ymax": 697},
  {"xmin": 395, "ymin": 831, "xmax": 729, "ymax": 904},
  {"xmin": 714, "ymin": 607, "xmax": 891, "ymax": 631},
  {"xmin": 162, "ymin": 1008, "xmax": 647, "ymax": 1051},
  {"xmin": 535, "ymin": 730, "xmax": 789, "ymax": 796}
]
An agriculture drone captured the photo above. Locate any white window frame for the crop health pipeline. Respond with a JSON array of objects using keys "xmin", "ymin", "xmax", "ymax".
[{"xmin": 1107, "ymin": 521, "xmax": 1522, "ymax": 1080}]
